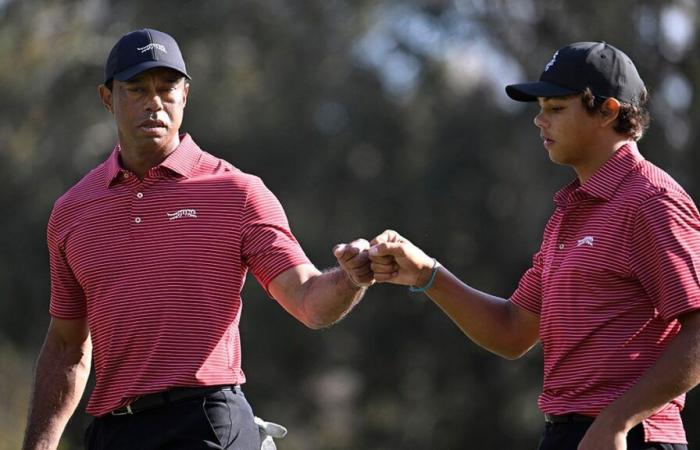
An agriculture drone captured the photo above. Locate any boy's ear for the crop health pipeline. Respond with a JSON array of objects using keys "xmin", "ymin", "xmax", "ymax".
[{"xmin": 599, "ymin": 97, "xmax": 621, "ymax": 127}]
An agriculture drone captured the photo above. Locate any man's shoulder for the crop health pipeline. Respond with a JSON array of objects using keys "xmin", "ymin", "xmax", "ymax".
[
  {"xmin": 52, "ymin": 161, "xmax": 110, "ymax": 214},
  {"xmin": 193, "ymin": 149, "xmax": 268, "ymax": 191}
]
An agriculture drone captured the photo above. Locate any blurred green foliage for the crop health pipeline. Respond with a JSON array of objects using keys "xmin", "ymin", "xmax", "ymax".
[{"xmin": 1, "ymin": 0, "xmax": 699, "ymax": 448}]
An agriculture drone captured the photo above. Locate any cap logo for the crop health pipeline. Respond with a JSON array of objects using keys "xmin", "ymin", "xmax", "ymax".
[
  {"xmin": 136, "ymin": 43, "xmax": 167, "ymax": 54},
  {"xmin": 544, "ymin": 50, "xmax": 558, "ymax": 72}
]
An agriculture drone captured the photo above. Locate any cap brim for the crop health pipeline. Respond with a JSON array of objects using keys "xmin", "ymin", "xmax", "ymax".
[
  {"xmin": 110, "ymin": 61, "xmax": 191, "ymax": 83},
  {"xmin": 505, "ymin": 81, "xmax": 580, "ymax": 102}
]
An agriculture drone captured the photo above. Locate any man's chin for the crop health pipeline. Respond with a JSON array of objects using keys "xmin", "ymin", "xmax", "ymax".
[{"xmin": 135, "ymin": 133, "xmax": 179, "ymax": 150}]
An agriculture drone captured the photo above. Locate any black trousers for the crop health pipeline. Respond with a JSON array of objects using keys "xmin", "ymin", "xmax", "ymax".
[
  {"xmin": 537, "ymin": 421, "xmax": 688, "ymax": 450},
  {"xmin": 85, "ymin": 386, "xmax": 261, "ymax": 450}
]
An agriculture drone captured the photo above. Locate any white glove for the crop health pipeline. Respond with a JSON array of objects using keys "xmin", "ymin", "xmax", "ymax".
[{"xmin": 254, "ymin": 416, "xmax": 288, "ymax": 450}]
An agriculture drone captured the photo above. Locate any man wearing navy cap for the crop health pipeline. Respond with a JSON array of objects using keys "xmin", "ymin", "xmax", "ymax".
[
  {"xmin": 23, "ymin": 29, "xmax": 373, "ymax": 450},
  {"xmin": 345, "ymin": 42, "xmax": 700, "ymax": 449}
]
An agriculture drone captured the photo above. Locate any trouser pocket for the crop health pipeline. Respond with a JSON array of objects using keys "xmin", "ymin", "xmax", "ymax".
[{"xmin": 202, "ymin": 388, "xmax": 261, "ymax": 450}]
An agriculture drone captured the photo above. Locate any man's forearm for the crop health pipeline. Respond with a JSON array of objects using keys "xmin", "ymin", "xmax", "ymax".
[
  {"xmin": 23, "ymin": 336, "xmax": 92, "ymax": 450},
  {"xmin": 301, "ymin": 267, "xmax": 366, "ymax": 329},
  {"xmin": 597, "ymin": 311, "xmax": 700, "ymax": 432}
]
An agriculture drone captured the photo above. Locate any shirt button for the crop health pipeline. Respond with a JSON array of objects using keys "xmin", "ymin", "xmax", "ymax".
[
  {"xmin": 134, "ymin": 217, "xmax": 142, "ymax": 224},
  {"xmin": 558, "ymin": 243, "xmax": 565, "ymax": 250},
  {"xmin": 136, "ymin": 192, "xmax": 144, "ymax": 199},
  {"xmin": 123, "ymin": 173, "xmax": 130, "ymax": 178}
]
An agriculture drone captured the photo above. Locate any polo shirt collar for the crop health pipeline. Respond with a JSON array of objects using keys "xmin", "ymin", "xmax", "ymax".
[
  {"xmin": 104, "ymin": 133, "xmax": 201, "ymax": 186},
  {"xmin": 554, "ymin": 142, "xmax": 644, "ymax": 205},
  {"xmin": 158, "ymin": 134, "xmax": 201, "ymax": 178}
]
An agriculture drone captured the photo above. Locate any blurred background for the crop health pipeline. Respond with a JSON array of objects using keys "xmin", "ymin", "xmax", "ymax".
[{"xmin": 1, "ymin": 0, "xmax": 699, "ymax": 448}]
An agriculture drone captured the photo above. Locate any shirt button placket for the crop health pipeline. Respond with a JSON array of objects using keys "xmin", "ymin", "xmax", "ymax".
[
  {"xmin": 131, "ymin": 185, "xmax": 145, "ymax": 233},
  {"xmin": 550, "ymin": 204, "xmax": 574, "ymax": 275}
]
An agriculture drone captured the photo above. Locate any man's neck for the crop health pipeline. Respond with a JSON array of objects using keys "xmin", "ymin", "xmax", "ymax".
[{"xmin": 118, "ymin": 134, "xmax": 181, "ymax": 179}]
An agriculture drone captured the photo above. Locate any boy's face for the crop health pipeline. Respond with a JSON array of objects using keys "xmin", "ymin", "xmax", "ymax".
[{"xmin": 534, "ymin": 95, "xmax": 602, "ymax": 167}]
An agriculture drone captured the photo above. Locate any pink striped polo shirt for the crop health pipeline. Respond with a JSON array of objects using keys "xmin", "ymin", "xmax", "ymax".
[
  {"xmin": 48, "ymin": 134, "xmax": 310, "ymax": 416},
  {"xmin": 511, "ymin": 142, "xmax": 700, "ymax": 443}
]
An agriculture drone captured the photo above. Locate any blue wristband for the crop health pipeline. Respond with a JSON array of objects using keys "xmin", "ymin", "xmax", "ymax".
[{"xmin": 409, "ymin": 258, "xmax": 440, "ymax": 293}]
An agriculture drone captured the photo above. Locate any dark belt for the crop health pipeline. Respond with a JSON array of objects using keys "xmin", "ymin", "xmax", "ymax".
[
  {"xmin": 110, "ymin": 385, "xmax": 238, "ymax": 416},
  {"xmin": 544, "ymin": 413, "xmax": 595, "ymax": 424}
]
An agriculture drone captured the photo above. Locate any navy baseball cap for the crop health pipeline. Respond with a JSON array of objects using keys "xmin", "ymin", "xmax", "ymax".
[
  {"xmin": 505, "ymin": 42, "xmax": 645, "ymax": 105},
  {"xmin": 104, "ymin": 28, "xmax": 190, "ymax": 84}
]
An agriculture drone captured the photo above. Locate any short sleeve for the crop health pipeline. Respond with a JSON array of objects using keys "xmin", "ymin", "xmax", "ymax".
[
  {"xmin": 630, "ymin": 192, "xmax": 700, "ymax": 321},
  {"xmin": 47, "ymin": 205, "xmax": 87, "ymax": 319},
  {"xmin": 510, "ymin": 248, "xmax": 545, "ymax": 315},
  {"xmin": 240, "ymin": 176, "xmax": 311, "ymax": 294}
]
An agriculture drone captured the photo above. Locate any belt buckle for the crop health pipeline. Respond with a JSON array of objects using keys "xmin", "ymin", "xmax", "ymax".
[{"xmin": 111, "ymin": 404, "xmax": 134, "ymax": 416}]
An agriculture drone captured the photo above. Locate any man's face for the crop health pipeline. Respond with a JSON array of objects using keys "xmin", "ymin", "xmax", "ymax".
[
  {"xmin": 533, "ymin": 95, "xmax": 601, "ymax": 167},
  {"xmin": 99, "ymin": 67, "xmax": 189, "ymax": 152}
]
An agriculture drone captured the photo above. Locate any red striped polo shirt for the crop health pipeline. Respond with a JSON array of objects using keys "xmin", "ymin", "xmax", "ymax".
[
  {"xmin": 511, "ymin": 142, "xmax": 700, "ymax": 443},
  {"xmin": 48, "ymin": 134, "xmax": 310, "ymax": 416}
]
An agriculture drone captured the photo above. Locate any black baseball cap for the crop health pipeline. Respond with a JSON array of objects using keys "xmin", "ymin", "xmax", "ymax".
[
  {"xmin": 505, "ymin": 42, "xmax": 645, "ymax": 105},
  {"xmin": 104, "ymin": 28, "xmax": 191, "ymax": 84}
]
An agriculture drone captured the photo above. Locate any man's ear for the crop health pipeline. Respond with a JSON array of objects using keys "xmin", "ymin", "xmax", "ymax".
[
  {"xmin": 599, "ymin": 97, "xmax": 620, "ymax": 127},
  {"xmin": 182, "ymin": 81, "xmax": 189, "ymax": 108},
  {"xmin": 98, "ymin": 84, "xmax": 114, "ymax": 114}
]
